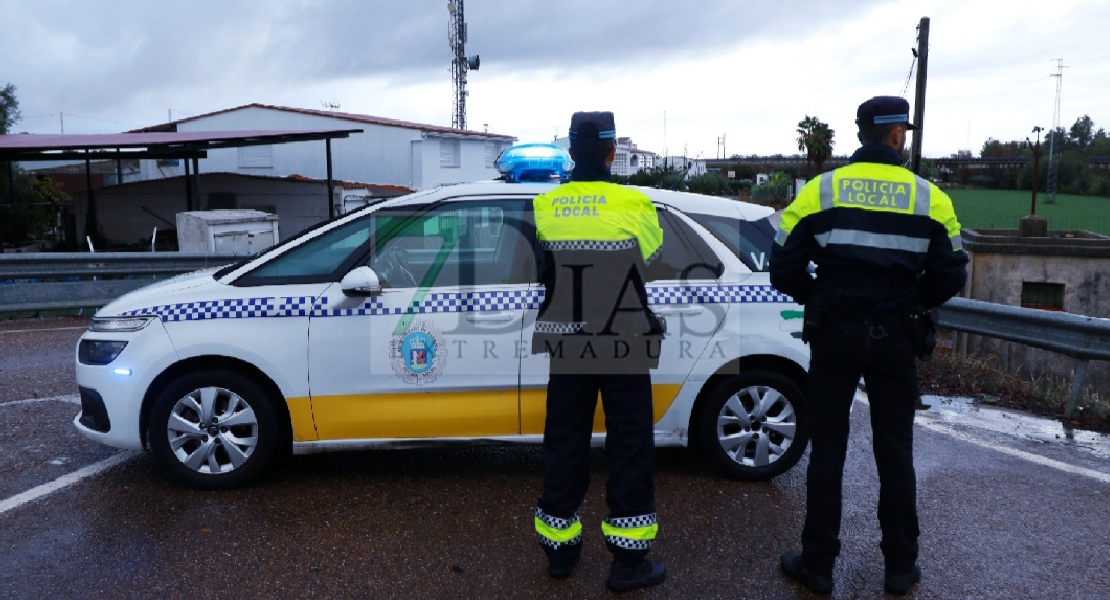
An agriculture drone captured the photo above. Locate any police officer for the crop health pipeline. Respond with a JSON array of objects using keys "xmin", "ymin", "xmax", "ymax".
[
  {"xmin": 531, "ymin": 111, "xmax": 667, "ymax": 592},
  {"xmin": 770, "ymin": 96, "xmax": 968, "ymax": 596}
]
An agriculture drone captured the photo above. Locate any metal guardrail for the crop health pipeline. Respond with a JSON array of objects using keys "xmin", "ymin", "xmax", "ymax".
[
  {"xmin": 935, "ymin": 297, "xmax": 1110, "ymax": 420},
  {"xmin": 935, "ymin": 297, "xmax": 1110, "ymax": 361},
  {"xmin": 1, "ymin": 253, "xmax": 1106, "ymax": 420},
  {"xmin": 0, "ymin": 252, "xmax": 248, "ymax": 313}
]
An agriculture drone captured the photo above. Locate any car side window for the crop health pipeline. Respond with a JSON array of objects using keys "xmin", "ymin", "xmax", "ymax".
[
  {"xmin": 368, "ymin": 199, "xmax": 534, "ymax": 288},
  {"xmin": 645, "ymin": 208, "xmax": 724, "ymax": 282},
  {"xmin": 236, "ymin": 215, "xmax": 373, "ymax": 284}
]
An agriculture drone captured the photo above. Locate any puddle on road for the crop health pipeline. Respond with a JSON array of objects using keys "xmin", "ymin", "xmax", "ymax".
[{"xmin": 920, "ymin": 395, "xmax": 1110, "ymax": 461}]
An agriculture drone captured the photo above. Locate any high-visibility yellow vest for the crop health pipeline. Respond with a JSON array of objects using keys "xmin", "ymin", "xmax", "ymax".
[
  {"xmin": 533, "ymin": 181, "xmax": 663, "ymax": 263},
  {"xmin": 776, "ymin": 162, "xmax": 962, "ymax": 252}
]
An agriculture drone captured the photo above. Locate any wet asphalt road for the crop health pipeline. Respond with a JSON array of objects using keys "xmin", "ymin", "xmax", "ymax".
[{"xmin": 1, "ymin": 317, "xmax": 1109, "ymax": 600}]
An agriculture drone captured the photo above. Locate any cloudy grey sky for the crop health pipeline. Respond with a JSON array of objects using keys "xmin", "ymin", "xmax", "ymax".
[{"xmin": 4, "ymin": 0, "xmax": 1108, "ymax": 159}]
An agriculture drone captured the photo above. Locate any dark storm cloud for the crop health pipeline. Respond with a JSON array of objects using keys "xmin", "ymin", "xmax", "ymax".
[
  {"xmin": 272, "ymin": 0, "xmax": 893, "ymax": 77},
  {"xmin": 2, "ymin": 0, "xmax": 891, "ymax": 125}
]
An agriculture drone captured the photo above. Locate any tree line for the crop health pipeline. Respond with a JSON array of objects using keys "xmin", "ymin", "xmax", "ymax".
[{"xmin": 958, "ymin": 115, "xmax": 1110, "ymax": 197}]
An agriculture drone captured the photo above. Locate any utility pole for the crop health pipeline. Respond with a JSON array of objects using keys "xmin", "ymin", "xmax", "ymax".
[
  {"xmin": 910, "ymin": 17, "xmax": 929, "ymax": 174},
  {"xmin": 1020, "ymin": 126, "xmax": 1047, "ymax": 237},
  {"xmin": 1045, "ymin": 58, "xmax": 1068, "ymax": 204},
  {"xmin": 1030, "ymin": 127, "xmax": 1043, "ymax": 215}
]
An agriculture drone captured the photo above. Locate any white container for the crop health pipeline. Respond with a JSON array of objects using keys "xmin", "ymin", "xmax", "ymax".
[{"xmin": 175, "ymin": 210, "xmax": 280, "ymax": 254}]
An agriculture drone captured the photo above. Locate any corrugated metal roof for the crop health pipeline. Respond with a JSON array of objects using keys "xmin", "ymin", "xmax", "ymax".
[
  {"xmin": 0, "ymin": 129, "xmax": 361, "ymax": 157},
  {"xmin": 79, "ymin": 170, "xmax": 413, "ymax": 195},
  {"xmin": 130, "ymin": 103, "xmax": 516, "ymax": 140}
]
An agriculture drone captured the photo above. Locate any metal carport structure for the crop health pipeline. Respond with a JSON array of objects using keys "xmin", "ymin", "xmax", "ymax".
[{"xmin": 0, "ymin": 129, "xmax": 361, "ymax": 248}]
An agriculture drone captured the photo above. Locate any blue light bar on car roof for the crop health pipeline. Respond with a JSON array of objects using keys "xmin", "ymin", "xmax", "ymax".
[{"xmin": 494, "ymin": 143, "xmax": 574, "ymax": 183}]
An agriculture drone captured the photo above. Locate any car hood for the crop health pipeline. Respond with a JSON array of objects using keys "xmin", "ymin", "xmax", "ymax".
[{"xmin": 95, "ymin": 268, "xmax": 225, "ymax": 317}]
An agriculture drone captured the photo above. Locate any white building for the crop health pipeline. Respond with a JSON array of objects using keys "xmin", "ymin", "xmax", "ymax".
[
  {"xmin": 663, "ymin": 156, "xmax": 708, "ymax": 178},
  {"xmin": 551, "ymin": 136, "xmax": 659, "ymax": 177},
  {"xmin": 133, "ymin": 104, "xmax": 517, "ymax": 191}
]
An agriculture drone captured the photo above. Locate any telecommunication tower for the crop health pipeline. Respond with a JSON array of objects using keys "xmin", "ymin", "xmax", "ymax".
[
  {"xmin": 1045, "ymin": 59, "xmax": 1068, "ymax": 203},
  {"xmin": 448, "ymin": 1, "xmax": 480, "ymax": 130}
]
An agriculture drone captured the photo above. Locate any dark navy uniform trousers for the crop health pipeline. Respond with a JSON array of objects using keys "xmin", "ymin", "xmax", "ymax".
[
  {"xmin": 537, "ymin": 367, "xmax": 656, "ymax": 563},
  {"xmin": 801, "ymin": 310, "xmax": 920, "ymax": 576}
]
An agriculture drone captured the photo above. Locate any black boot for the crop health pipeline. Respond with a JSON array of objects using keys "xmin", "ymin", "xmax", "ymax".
[
  {"xmin": 884, "ymin": 563, "xmax": 921, "ymax": 595},
  {"xmin": 606, "ymin": 558, "xmax": 667, "ymax": 592},
  {"xmin": 547, "ymin": 552, "xmax": 580, "ymax": 579},
  {"xmin": 780, "ymin": 550, "xmax": 833, "ymax": 595},
  {"xmin": 542, "ymin": 543, "xmax": 581, "ymax": 579}
]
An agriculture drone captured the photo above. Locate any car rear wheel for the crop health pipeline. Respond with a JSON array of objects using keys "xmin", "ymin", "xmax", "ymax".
[
  {"xmin": 697, "ymin": 370, "xmax": 809, "ymax": 480},
  {"xmin": 148, "ymin": 370, "xmax": 282, "ymax": 490}
]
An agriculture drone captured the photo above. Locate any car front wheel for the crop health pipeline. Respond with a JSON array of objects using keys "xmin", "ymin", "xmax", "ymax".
[
  {"xmin": 697, "ymin": 370, "xmax": 809, "ymax": 480},
  {"xmin": 148, "ymin": 370, "xmax": 282, "ymax": 490}
]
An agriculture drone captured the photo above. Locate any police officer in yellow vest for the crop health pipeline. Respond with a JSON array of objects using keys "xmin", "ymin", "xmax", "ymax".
[
  {"xmin": 771, "ymin": 96, "xmax": 968, "ymax": 596},
  {"xmin": 531, "ymin": 111, "xmax": 667, "ymax": 592}
]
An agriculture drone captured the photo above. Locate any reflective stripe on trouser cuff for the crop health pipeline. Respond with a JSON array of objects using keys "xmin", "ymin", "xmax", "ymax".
[
  {"xmin": 535, "ymin": 508, "xmax": 582, "ymax": 550},
  {"xmin": 602, "ymin": 513, "xmax": 658, "ymax": 551}
]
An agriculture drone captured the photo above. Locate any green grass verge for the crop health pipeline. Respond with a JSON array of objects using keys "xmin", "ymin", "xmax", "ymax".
[{"xmin": 947, "ymin": 189, "xmax": 1110, "ymax": 236}]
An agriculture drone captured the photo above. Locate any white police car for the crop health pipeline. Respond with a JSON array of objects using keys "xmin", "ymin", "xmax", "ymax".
[{"xmin": 74, "ymin": 146, "xmax": 810, "ymax": 489}]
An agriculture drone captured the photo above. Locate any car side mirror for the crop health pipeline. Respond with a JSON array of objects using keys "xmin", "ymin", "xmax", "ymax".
[{"xmin": 340, "ymin": 266, "xmax": 382, "ymax": 296}]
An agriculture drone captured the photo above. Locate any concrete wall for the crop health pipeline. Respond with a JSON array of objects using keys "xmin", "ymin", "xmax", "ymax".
[{"xmin": 961, "ymin": 228, "xmax": 1110, "ymax": 395}]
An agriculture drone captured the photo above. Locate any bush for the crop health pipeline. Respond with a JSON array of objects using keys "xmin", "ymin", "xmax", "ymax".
[
  {"xmin": 0, "ymin": 172, "xmax": 68, "ymax": 247},
  {"xmin": 685, "ymin": 173, "xmax": 732, "ymax": 196},
  {"xmin": 1090, "ymin": 173, "xmax": 1110, "ymax": 198},
  {"xmin": 750, "ymin": 172, "xmax": 793, "ymax": 209}
]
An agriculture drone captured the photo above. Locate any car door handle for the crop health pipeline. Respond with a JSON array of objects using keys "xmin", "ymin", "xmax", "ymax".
[
  {"xmin": 465, "ymin": 312, "xmax": 516, "ymax": 323},
  {"xmin": 654, "ymin": 306, "xmax": 704, "ymax": 316}
]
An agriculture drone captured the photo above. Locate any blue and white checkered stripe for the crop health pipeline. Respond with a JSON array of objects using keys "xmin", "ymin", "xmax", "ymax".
[
  {"xmin": 123, "ymin": 285, "xmax": 791, "ymax": 322},
  {"xmin": 312, "ymin": 290, "xmax": 543, "ymax": 317},
  {"xmin": 122, "ymin": 297, "xmax": 292, "ymax": 322},
  {"xmin": 648, "ymin": 284, "xmax": 792, "ymax": 305}
]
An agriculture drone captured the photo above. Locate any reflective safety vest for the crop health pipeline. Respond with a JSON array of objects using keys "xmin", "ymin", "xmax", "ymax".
[
  {"xmin": 771, "ymin": 161, "xmax": 968, "ymax": 309},
  {"xmin": 533, "ymin": 181, "xmax": 663, "ymax": 263},
  {"xmin": 531, "ymin": 181, "xmax": 665, "ymax": 369}
]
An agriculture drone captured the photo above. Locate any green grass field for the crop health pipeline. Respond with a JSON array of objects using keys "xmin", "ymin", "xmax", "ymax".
[{"xmin": 947, "ymin": 189, "xmax": 1110, "ymax": 236}]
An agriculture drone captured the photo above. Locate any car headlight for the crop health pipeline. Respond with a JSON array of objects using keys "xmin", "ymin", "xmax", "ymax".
[
  {"xmin": 79, "ymin": 340, "xmax": 129, "ymax": 365},
  {"xmin": 89, "ymin": 316, "xmax": 156, "ymax": 332}
]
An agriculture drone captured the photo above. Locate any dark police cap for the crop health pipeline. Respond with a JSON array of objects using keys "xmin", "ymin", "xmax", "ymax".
[
  {"xmin": 569, "ymin": 111, "xmax": 617, "ymax": 143},
  {"xmin": 855, "ymin": 96, "xmax": 918, "ymax": 130}
]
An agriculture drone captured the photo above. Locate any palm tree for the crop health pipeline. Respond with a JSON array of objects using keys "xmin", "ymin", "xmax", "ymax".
[{"xmin": 796, "ymin": 116, "xmax": 836, "ymax": 179}]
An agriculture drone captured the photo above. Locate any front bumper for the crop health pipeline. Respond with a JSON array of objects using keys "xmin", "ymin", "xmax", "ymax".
[{"xmin": 73, "ymin": 318, "xmax": 178, "ymax": 450}]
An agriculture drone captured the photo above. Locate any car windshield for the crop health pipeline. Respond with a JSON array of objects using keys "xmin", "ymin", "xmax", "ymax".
[{"xmin": 683, "ymin": 212, "xmax": 776, "ymax": 273}]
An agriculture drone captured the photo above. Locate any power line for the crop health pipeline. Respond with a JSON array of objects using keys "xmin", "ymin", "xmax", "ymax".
[
  {"xmin": 60, "ymin": 112, "xmax": 144, "ymax": 127},
  {"xmin": 15, "ymin": 111, "xmax": 145, "ymax": 133},
  {"xmin": 900, "ymin": 49, "xmax": 918, "ymax": 98}
]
